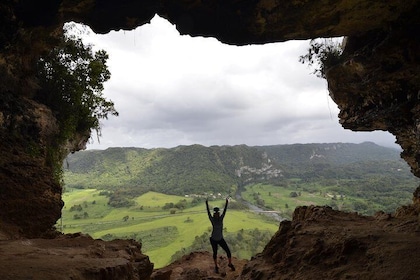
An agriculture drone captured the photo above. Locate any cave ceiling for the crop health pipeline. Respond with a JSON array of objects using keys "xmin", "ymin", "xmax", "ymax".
[{"xmin": 57, "ymin": 0, "xmax": 416, "ymax": 44}]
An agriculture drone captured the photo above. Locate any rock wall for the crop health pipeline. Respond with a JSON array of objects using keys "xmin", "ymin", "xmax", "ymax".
[
  {"xmin": 240, "ymin": 205, "xmax": 420, "ymax": 279},
  {"xmin": 0, "ymin": 94, "xmax": 63, "ymax": 237},
  {"xmin": 0, "ymin": 0, "xmax": 419, "ymax": 238},
  {"xmin": 327, "ymin": 14, "xmax": 420, "ymax": 177}
]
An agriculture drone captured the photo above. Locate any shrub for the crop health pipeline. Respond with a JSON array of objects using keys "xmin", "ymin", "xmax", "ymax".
[
  {"xmin": 289, "ymin": 191, "xmax": 298, "ymax": 198},
  {"xmin": 299, "ymin": 38, "xmax": 343, "ymax": 79}
]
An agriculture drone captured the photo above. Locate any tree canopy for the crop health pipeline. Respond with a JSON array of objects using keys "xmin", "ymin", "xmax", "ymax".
[{"xmin": 36, "ymin": 32, "xmax": 118, "ymax": 143}]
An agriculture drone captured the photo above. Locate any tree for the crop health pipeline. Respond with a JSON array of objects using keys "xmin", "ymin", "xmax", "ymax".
[{"xmin": 36, "ymin": 32, "xmax": 118, "ymax": 143}]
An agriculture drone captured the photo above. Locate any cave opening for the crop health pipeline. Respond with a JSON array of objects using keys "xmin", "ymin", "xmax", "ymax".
[{"xmin": 56, "ymin": 15, "xmax": 414, "ymax": 269}]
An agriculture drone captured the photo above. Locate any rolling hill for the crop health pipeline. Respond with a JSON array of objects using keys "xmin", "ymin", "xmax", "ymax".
[{"xmin": 64, "ymin": 142, "xmax": 412, "ymax": 193}]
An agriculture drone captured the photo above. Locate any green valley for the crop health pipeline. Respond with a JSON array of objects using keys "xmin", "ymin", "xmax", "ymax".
[{"xmin": 60, "ymin": 142, "xmax": 420, "ymax": 267}]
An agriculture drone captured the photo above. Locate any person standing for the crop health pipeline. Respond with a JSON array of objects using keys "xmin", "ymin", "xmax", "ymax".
[{"xmin": 206, "ymin": 197, "xmax": 235, "ymax": 273}]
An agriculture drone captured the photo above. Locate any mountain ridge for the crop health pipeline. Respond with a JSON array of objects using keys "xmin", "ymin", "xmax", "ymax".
[{"xmin": 64, "ymin": 142, "xmax": 412, "ymax": 196}]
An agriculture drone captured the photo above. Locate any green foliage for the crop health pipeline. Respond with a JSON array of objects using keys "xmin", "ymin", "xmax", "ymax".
[
  {"xmin": 36, "ymin": 32, "xmax": 118, "ymax": 143},
  {"xmin": 299, "ymin": 38, "xmax": 344, "ymax": 78},
  {"xmin": 63, "ymin": 143, "xmax": 418, "ymax": 220},
  {"xmin": 69, "ymin": 204, "xmax": 83, "ymax": 212},
  {"xmin": 64, "ymin": 143, "xmax": 416, "ymax": 202},
  {"xmin": 251, "ymin": 192, "xmax": 265, "ymax": 207},
  {"xmin": 64, "ymin": 145, "xmax": 264, "ymax": 195},
  {"xmin": 242, "ymin": 180, "xmax": 414, "ymax": 219},
  {"xmin": 289, "ymin": 191, "xmax": 298, "ymax": 198},
  {"xmin": 60, "ymin": 140, "xmax": 418, "ymax": 245},
  {"xmin": 108, "ymin": 191, "xmax": 135, "ymax": 208},
  {"xmin": 162, "ymin": 199, "xmax": 188, "ymax": 210},
  {"xmin": 257, "ymin": 143, "xmax": 416, "ymax": 193},
  {"xmin": 73, "ymin": 212, "xmax": 89, "ymax": 220}
]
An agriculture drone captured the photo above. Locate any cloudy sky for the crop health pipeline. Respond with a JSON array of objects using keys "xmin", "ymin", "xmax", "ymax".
[{"xmin": 73, "ymin": 15, "xmax": 398, "ymax": 150}]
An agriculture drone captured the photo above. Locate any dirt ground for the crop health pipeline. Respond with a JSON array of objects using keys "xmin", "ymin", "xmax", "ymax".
[{"xmin": 0, "ymin": 233, "xmax": 153, "ymax": 280}]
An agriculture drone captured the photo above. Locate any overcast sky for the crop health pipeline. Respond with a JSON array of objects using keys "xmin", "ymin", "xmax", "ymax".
[{"xmin": 72, "ymin": 15, "xmax": 398, "ymax": 150}]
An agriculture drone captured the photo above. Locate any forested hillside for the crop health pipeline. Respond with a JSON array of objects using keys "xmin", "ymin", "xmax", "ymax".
[
  {"xmin": 255, "ymin": 142, "xmax": 413, "ymax": 182},
  {"xmin": 257, "ymin": 142, "xmax": 399, "ymax": 165},
  {"xmin": 64, "ymin": 142, "xmax": 418, "ymax": 211},
  {"xmin": 257, "ymin": 142, "xmax": 406, "ymax": 179},
  {"xmin": 64, "ymin": 144, "xmax": 276, "ymax": 195}
]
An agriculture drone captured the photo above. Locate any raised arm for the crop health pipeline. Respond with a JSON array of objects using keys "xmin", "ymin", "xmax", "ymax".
[
  {"xmin": 221, "ymin": 197, "xmax": 228, "ymax": 218},
  {"xmin": 206, "ymin": 198, "xmax": 211, "ymax": 219}
]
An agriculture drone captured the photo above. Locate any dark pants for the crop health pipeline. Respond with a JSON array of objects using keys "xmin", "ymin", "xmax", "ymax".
[{"xmin": 210, "ymin": 237, "xmax": 232, "ymax": 259}]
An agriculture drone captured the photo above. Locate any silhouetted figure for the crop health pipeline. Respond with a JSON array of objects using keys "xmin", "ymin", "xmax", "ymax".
[{"xmin": 206, "ymin": 197, "xmax": 235, "ymax": 273}]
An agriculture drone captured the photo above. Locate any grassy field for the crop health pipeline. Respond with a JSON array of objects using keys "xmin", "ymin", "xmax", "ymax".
[
  {"xmin": 242, "ymin": 183, "xmax": 330, "ymax": 207},
  {"xmin": 241, "ymin": 182, "xmax": 387, "ymax": 219},
  {"xmin": 59, "ymin": 189, "xmax": 279, "ymax": 268}
]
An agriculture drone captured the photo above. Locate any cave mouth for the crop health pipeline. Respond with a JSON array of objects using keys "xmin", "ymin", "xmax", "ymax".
[
  {"xmin": 66, "ymin": 15, "xmax": 398, "ymax": 151},
  {"xmin": 2, "ymin": 1, "xmax": 420, "ymax": 277},
  {"xmin": 56, "ymin": 16, "xmax": 408, "ymax": 269}
]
